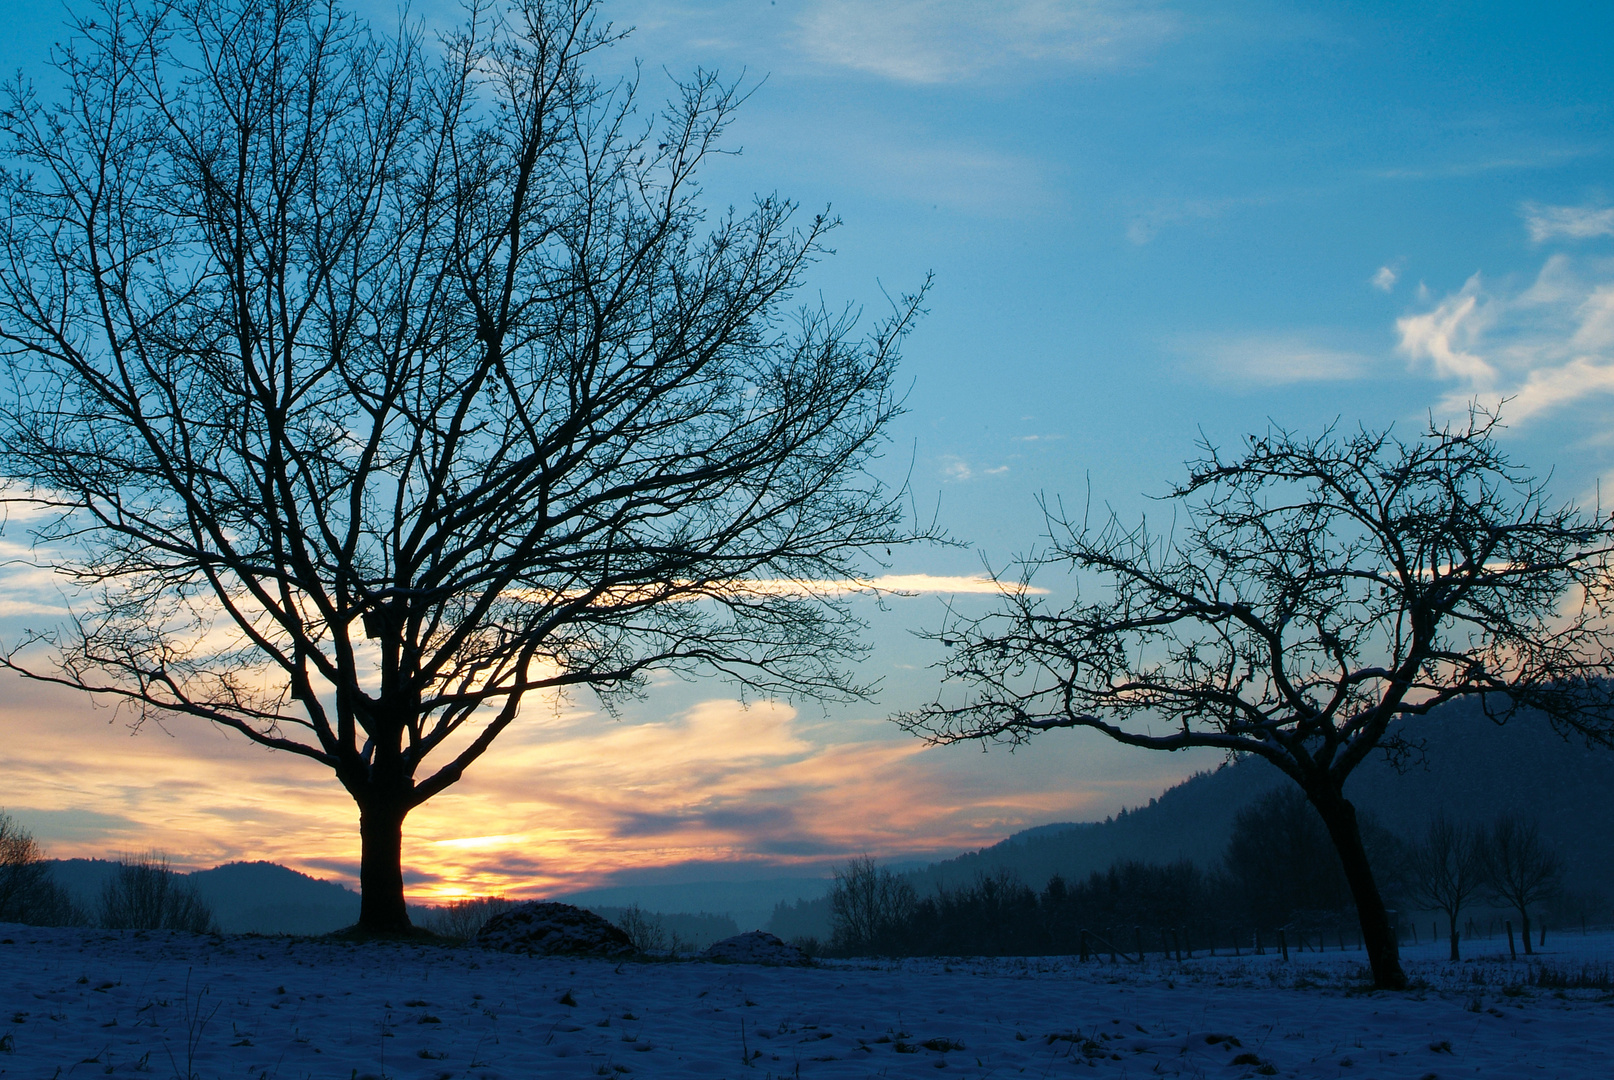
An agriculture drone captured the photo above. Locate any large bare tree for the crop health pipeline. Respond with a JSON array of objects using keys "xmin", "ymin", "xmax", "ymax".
[
  {"xmin": 900, "ymin": 415, "xmax": 1614, "ymax": 988},
  {"xmin": 0, "ymin": 0, "xmax": 924, "ymax": 932}
]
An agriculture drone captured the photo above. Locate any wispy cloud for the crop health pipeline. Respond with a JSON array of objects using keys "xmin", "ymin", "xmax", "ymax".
[
  {"xmin": 1177, "ymin": 333, "xmax": 1377, "ymax": 385},
  {"xmin": 1372, "ymin": 265, "xmax": 1398, "ymax": 292},
  {"xmin": 0, "ymin": 539, "xmax": 69, "ymax": 618},
  {"xmin": 812, "ymin": 131, "xmax": 1060, "ymax": 216},
  {"xmin": 940, "ymin": 456, "xmax": 1010, "ymax": 482},
  {"xmin": 797, "ymin": 0, "xmax": 1176, "ymax": 84},
  {"xmin": 1396, "ymin": 275, "xmax": 1497, "ymax": 386},
  {"xmin": 1125, "ymin": 192, "xmax": 1275, "ymax": 245},
  {"xmin": 1397, "ymin": 256, "xmax": 1614, "ymax": 420},
  {"xmin": 1, "ymin": 674, "xmax": 1098, "ymax": 900},
  {"xmin": 1369, "ymin": 146, "xmax": 1598, "ymax": 181},
  {"xmin": 1522, "ymin": 201, "xmax": 1614, "ymax": 244}
]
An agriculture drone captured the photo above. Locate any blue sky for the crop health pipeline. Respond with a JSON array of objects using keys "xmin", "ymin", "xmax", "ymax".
[{"xmin": 3, "ymin": 0, "xmax": 1612, "ymax": 895}]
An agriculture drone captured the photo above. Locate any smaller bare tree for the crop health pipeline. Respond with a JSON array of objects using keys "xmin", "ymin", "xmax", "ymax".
[
  {"xmin": 0, "ymin": 811, "xmax": 83, "ymax": 926},
  {"xmin": 1405, "ymin": 813, "xmax": 1486, "ymax": 960},
  {"xmin": 1482, "ymin": 816, "xmax": 1561, "ymax": 955},
  {"xmin": 613, "ymin": 903, "xmax": 671, "ymax": 954},
  {"xmin": 99, "ymin": 853, "xmax": 218, "ymax": 934},
  {"xmin": 901, "ymin": 413, "xmax": 1614, "ymax": 988},
  {"xmin": 830, "ymin": 856, "xmax": 917, "ymax": 955}
]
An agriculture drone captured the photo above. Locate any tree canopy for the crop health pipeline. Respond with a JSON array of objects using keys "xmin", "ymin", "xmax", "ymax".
[{"xmin": 0, "ymin": 0, "xmax": 924, "ymax": 930}]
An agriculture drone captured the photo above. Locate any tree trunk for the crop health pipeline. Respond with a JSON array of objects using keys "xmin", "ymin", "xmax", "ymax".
[
  {"xmin": 1520, "ymin": 908, "xmax": 1533, "ymax": 956},
  {"xmin": 1449, "ymin": 924, "xmax": 1460, "ymax": 962},
  {"xmin": 1307, "ymin": 785, "xmax": 1406, "ymax": 989},
  {"xmin": 358, "ymin": 801, "xmax": 412, "ymax": 933}
]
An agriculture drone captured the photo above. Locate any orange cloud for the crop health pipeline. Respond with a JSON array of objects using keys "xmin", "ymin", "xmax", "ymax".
[{"xmin": 0, "ymin": 672, "xmax": 1214, "ymax": 903}]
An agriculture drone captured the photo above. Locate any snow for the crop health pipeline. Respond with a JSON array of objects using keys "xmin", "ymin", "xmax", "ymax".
[{"xmin": 3, "ymin": 923, "xmax": 1612, "ymax": 1078}]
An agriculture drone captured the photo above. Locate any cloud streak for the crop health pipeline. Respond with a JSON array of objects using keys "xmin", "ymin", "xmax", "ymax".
[
  {"xmin": 797, "ymin": 0, "xmax": 1176, "ymax": 84},
  {"xmin": 1522, "ymin": 201, "xmax": 1614, "ymax": 243},
  {"xmin": 1178, "ymin": 333, "xmax": 1377, "ymax": 385}
]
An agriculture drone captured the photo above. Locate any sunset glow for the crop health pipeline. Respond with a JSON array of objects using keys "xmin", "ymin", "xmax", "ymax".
[{"xmin": 2, "ymin": 0, "xmax": 1612, "ymax": 907}]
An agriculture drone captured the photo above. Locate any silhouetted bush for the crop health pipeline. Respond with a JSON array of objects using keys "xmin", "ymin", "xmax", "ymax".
[
  {"xmin": 593, "ymin": 906, "xmax": 737, "ymax": 952},
  {"xmin": 99, "ymin": 853, "xmax": 217, "ymax": 933},
  {"xmin": 0, "ymin": 811, "xmax": 85, "ymax": 926},
  {"xmin": 418, "ymin": 896, "xmax": 516, "ymax": 941},
  {"xmin": 613, "ymin": 902, "xmax": 674, "ymax": 953}
]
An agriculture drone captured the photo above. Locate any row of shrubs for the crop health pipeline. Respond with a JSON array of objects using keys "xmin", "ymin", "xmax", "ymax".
[
  {"xmin": 1, "ymin": 812, "xmax": 218, "ymax": 932},
  {"xmin": 817, "ymin": 789, "xmax": 1578, "ymax": 958}
]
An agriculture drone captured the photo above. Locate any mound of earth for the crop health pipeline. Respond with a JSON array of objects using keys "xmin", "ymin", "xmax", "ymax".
[
  {"xmin": 475, "ymin": 901, "xmax": 635, "ymax": 957},
  {"xmin": 702, "ymin": 930, "xmax": 811, "ymax": 966}
]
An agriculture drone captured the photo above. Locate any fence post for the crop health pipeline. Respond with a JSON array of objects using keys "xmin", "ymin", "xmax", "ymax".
[
  {"xmin": 1540, "ymin": 922, "xmax": 1546, "ymax": 948},
  {"xmin": 1254, "ymin": 928, "xmax": 1262, "ymax": 956},
  {"xmin": 1079, "ymin": 928, "xmax": 1089, "ymax": 963},
  {"xmin": 1278, "ymin": 928, "xmax": 1288, "ymax": 962},
  {"xmin": 1505, "ymin": 920, "xmax": 1516, "ymax": 959}
]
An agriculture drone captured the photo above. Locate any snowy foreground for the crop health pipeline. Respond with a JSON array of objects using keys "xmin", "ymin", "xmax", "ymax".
[{"xmin": 3, "ymin": 925, "xmax": 1612, "ymax": 1079}]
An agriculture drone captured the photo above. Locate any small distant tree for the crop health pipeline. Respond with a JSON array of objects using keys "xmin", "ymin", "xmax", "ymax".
[
  {"xmin": 901, "ymin": 414, "xmax": 1614, "ymax": 988},
  {"xmin": 0, "ymin": 811, "xmax": 83, "ymax": 926},
  {"xmin": 1405, "ymin": 813, "xmax": 1485, "ymax": 960},
  {"xmin": 829, "ymin": 856, "xmax": 916, "ymax": 955},
  {"xmin": 1482, "ymin": 816, "xmax": 1561, "ymax": 955},
  {"xmin": 612, "ymin": 903, "xmax": 669, "ymax": 954},
  {"xmin": 99, "ymin": 853, "xmax": 218, "ymax": 934}
]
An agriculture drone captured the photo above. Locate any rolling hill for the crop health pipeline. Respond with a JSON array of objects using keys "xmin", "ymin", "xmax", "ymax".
[{"xmin": 770, "ymin": 699, "xmax": 1614, "ymax": 940}]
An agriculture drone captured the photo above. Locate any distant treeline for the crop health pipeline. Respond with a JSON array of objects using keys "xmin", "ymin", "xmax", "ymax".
[
  {"xmin": 2, "ymin": 814, "xmax": 217, "ymax": 933},
  {"xmin": 790, "ymin": 789, "xmax": 1600, "ymax": 959}
]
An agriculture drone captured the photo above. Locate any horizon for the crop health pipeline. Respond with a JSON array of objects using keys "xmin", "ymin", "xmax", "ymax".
[{"xmin": 3, "ymin": 0, "xmax": 1612, "ymax": 901}]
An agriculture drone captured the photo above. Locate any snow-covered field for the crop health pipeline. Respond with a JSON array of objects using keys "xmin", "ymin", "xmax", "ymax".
[{"xmin": 3, "ymin": 924, "xmax": 1611, "ymax": 1078}]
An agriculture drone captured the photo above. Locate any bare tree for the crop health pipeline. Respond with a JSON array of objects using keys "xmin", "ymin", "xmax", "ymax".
[
  {"xmin": 99, "ymin": 852, "xmax": 218, "ymax": 934},
  {"xmin": 829, "ymin": 855, "xmax": 917, "ymax": 955},
  {"xmin": 900, "ymin": 415, "xmax": 1614, "ymax": 988},
  {"xmin": 1405, "ymin": 812, "xmax": 1485, "ymax": 960},
  {"xmin": 0, "ymin": 0, "xmax": 924, "ymax": 933},
  {"xmin": 0, "ymin": 810, "xmax": 84, "ymax": 926},
  {"xmin": 1482, "ymin": 815, "xmax": 1561, "ymax": 955},
  {"xmin": 612, "ymin": 902, "xmax": 671, "ymax": 954}
]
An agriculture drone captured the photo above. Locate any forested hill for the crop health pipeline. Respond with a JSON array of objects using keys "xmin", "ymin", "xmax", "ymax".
[
  {"xmin": 908, "ymin": 762, "xmax": 1281, "ymax": 899},
  {"xmin": 769, "ymin": 700, "xmax": 1614, "ymax": 939},
  {"xmin": 48, "ymin": 859, "xmax": 360, "ymax": 934},
  {"xmin": 914, "ymin": 700, "xmax": 1614, "ymax": 895}
]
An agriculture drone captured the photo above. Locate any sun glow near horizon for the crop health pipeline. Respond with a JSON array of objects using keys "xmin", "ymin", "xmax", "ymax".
[{"xmin": 0, "ymin": 670, "xmax": 1194, "ymax": 901}]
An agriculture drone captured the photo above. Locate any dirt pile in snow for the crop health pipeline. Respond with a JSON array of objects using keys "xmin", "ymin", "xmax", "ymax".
[
  {"xmin": 475, "ymin": 901, "xmax": 635, "ymax": 957},
  {"xmin": 703, "ymin": 930, "xmax": 811, "ymax": 965}
]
